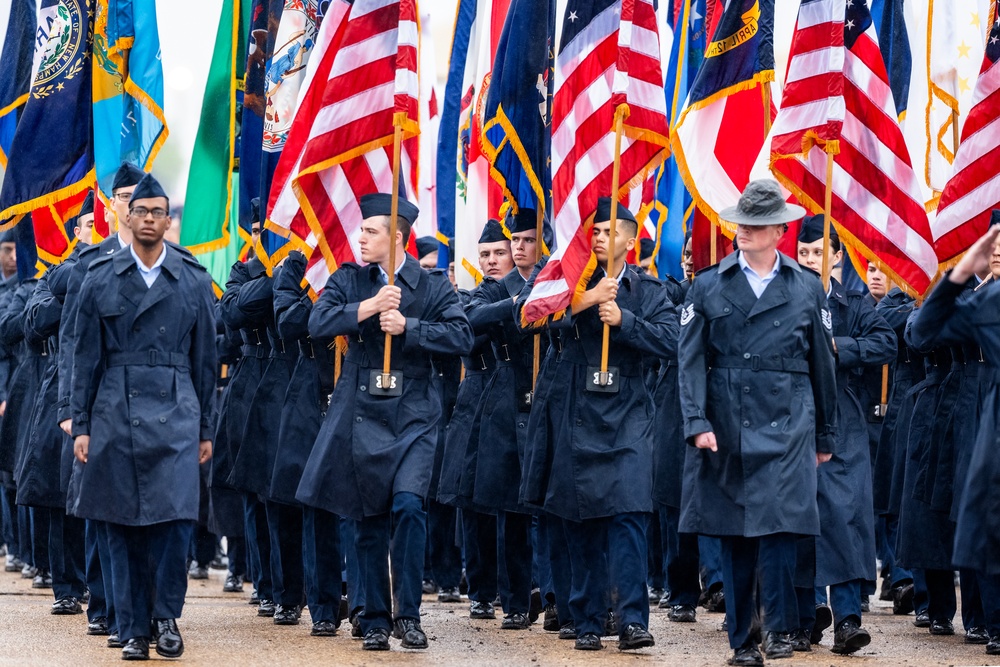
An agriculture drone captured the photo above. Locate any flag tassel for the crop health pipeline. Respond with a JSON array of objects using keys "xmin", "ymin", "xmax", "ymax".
[
  {"xmin": 599, "ymin": 106, "xmax": 627, "ymax": 381},
  {"xmin": 383, "ymin": 123, "xmax": 405, "ymax": 384},
  {"xmin": 821, "ymin": 149, "xmax": 835, "ymax": 290}
]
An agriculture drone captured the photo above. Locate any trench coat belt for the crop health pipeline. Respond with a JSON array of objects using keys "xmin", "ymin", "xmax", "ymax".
[
  {"xmin": 710, "ymin": 354, "xmax": 809, "ymax": 374},
  {"xmin": 664, "ymin": 359, "xmax": 677, "ymax": 369},
  {"xmin": 107, "ymin": 351, "xmax": 190, "ymax": 368},
  {"xmin": 298, "ymin": 339, "xmax": 315, "ymax": 359},
  {"xmin": 269, "ymin": 339, "xmax": 293, "ymax": 360},
  {"xmin": 465, "ymin": 353, "xmax": 494, "ymax": 374},
  {"xmin": 241, "ymin": 344, "xmax": 270, "ymax": 359}
]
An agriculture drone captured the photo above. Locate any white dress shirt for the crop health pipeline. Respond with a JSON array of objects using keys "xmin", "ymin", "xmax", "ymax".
[
  {"xmin": 130, "ymin": 244, "xmax": 167, "ymax": 288},
  {"xmin": 737, "ymin": 250, "xmax": 781, "ymax": 299}
]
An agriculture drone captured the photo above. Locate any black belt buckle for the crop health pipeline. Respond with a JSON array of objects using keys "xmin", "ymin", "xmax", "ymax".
[
  {"xmin": 586, "ymin": 366, "xmax": 620, "ymax": 393},
  {"xmin": 368, "ymin": 369, "xmax": 402, "ymax": 396}
]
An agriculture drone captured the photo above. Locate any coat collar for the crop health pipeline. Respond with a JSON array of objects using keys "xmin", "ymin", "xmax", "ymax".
[
  {"xmin": 828, "ymin": 277, "xmax": 849, "ymax": 307},
  {"xmin": 719, "ymin": 251, "xmax": 800, "ymax": 317},
  {"xmin": 501, "ymin": 268, "xmax": 527, "ymax": 297},
  {"xmin": 718, "ymin": 250, "xmax": 801, "ymax": 275},
  {"xmin": 113, "ymin": 243, "xmax": 183, "ymax": 280},
  {"xmin": 368, "ymin": 254, "xmax": 422, "ymax": 290}
]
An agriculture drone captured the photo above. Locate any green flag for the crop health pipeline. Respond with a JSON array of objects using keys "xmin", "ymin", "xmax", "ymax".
[{"xmin": 181, "ymin": 0, "xmax": 250, "ymax": 288}]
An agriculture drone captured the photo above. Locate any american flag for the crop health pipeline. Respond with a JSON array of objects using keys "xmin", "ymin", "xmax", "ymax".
[
  {"xmin": 770, "ymin": 0, "xmax": 937, "ymax": 296},
  {"xmin": 932, "ymin": 4, "xmax": 1000, "ymax": 265},
  {"xmin": 520, "ymin": 0, "xmax": 669, "ymax": 324},
  {"xmin": 266, "ymin": 0, "xmax": 420, "ymax": 292}
]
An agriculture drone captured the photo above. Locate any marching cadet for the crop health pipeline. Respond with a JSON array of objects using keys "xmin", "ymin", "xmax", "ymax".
[
  {"xmin": 678, "ymin": 180, "xmax": 837, "ymax": 667},
  {"xmin": 469, "ymin": 209, "xmax": 541, "ymax": 629},
  {"xmin": 296, "ymin": 192, "xmax": 473, "ymax": 651},
  {"xmin": 69, "ymin": 173, "xmax": 218, "ymax": 660},
  {"xmin": 268, "ymin": 250, "xmax": 344, "ymax": 636},
  {"xmin": 793, "ymin": 216, "xmax": 896, "ymax": 654},
  {"xmin": 435, "ymin": 226, "xmax": 507, "ymax": 621},
  {"xmin": 517, "ymin": 197, "xmax": 677, "ymax": 652},
  {"xmin": 18, "ymin": 194, "xmax": 96, "ymax": 619},
  {"xmin": 0, "ymin": 231, "xmax": 20, "ymax": 575},
  {"xmin": 908, "ymin": 223, "xmax": 1000, "ymax": 655}
]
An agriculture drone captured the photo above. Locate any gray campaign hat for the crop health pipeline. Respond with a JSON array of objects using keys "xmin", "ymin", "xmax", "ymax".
[{"xmin": 719, "ymin": 179, "xmax": 806, "ymax": 227}]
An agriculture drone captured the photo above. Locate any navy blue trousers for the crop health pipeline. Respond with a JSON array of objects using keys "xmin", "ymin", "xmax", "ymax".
[
  {"xmin": 265, "ymin": 500, "xmax": 305, "ymax": 608},
  {"xmin": 30, "ymin": 507, "xmax": 50, "ymax": 572},
  {"xmin": 427, "ymin": 500, "xmax": 462, "ymax": 589},
  {"xmin": 660, "ymin": 504, "xmax": 701, "ymax": 608},
  {"xmin": 48, "ymin": 511, "xmax": 86, "ymax": 601},
  {"xmin": 882, "ymin": 514, "xmax": 913, "ymax": 588},
  {"xmin": 497, "ymin": 511, "xmax": 533, "ymax": 616},
  {"xmin": 542, "ymin": 514, "xmax": 573, "ymax": 626},
  {"xmin": 532, "ymin": 518, "xmax": 554, "ymax": 605},
  {"xmin": 0, "ymin": 485, "xmax": 17, "ymax": 556},
  {"xmin": 17, "ymin": 505, "xmax": 31, "ymax": 564},
  {"xmin": 84, "ymin": 520, "xmax": 108, "ymax": 622},
  {"xmin": 244, "ymin": 495, "xmax": 272, "ymax": 600},
  {"xmin": 105, "ymin": 520, "xmax": 193, "ymax": 642},
  {"xmin": 462, "ymin": 509, "xmax": 498, "ymax": 604},
  {"xmin": 226, "ymin": 535, "xmax": 246, "ymax": 579},
  {"xmin": 924, "ymin": 568, "xmax": 957, "ymax": 623},
  {"xmin": 816, "ymin": 579, "xmax": 863, "ymax": 626},
  {"xmin": 721, "ymin": 533, "xmax": 798, "ymax": 649},
  {"xmin": 94, "ymin": 521, "xmax": 118, "ymax": 634},
  {"xmin": 976, "ymin": 571, "xmax": 1000, "ymax": 637},
  {"xmin": 342, "ymin": 519, "xmax": 364, "ymax": 618},
  {"xmin": 648, "ymin": 509, "xmax": 665, "ymax": 590},
  {"xmin": 960, "ymin": 569, "xmax": 986, "ymax": 632},
  {"xmin": 302, "ymin": 507, "xmax": 342, "ymax": 624},
  {"xmin": 562, "ymin": 513, "xmax": 650, "ymax": 637},
  {"xmin": 189, "ymin": 523, "xmax": 216, "ymax": 568},
  {"xmin": 700, "ymin": 536, "xmax": 724, "ymax": 590},
  {"xmin": 357, "ymin": 492, "xmax": 426, "ymax": 633}
]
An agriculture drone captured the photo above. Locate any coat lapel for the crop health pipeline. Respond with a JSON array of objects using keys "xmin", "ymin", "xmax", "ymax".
[
  {"xmin": 747, "ymin": 270, "xmax": 791, "ymax": 318},
  {"xmin": 720, "ymin": 267, "xmax": 757, "ymax": 316}
]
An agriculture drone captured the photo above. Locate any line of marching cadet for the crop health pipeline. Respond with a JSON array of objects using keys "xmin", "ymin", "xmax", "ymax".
[{"xmin": 1, "ymin": 172, "xmax": 999, "ymax": 665}]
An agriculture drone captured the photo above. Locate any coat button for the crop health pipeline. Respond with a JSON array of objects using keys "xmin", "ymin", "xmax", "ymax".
[
  {"xmin": 743, "ymin": 386, "xmax": 750, "ymax": 394},
  {"xmin": 160, "ymin": 390, "xmax": 166, "ymax": 397},
  {"xmin": 132, "ymin": 419, "xmax": 139, "ymax": 426},
  {"xmin": 119, "ymin": 306, "xmax": 125, "ymax": 313},
  {"xmin": 159, "ymin": 326, "xmax": 166, "ymax": 333},
  {"xmin": 131, "ymin": 390, "xmax": 139, "ymax": 397},
  {"xmin": 774, "ymin": 321, "xmax": 780, "ymax": 327},
  {"xmin": 159, "ymin": 417, "xmax": 167, "ymax": 423},
  {"xmin": 359, "ymin": 385, "xmax": 366, "ymax": 392},
  {"xmin": 742, "ymin": 420, "xmax": 750, "ymax": 427},
  {"xmin": 355, "ymin": 416, "xmax": 363, "ymax": 423},
  {"xmin": 772, "ymin": 388, "xmax": 779, "ymax": 395},
  {"xmin": 576, "ymin": 419, "xmax": 583, "ymax": 427},
  {"xmin": 381, "ymin": 419, "xmax": 388, "ymax": 426},
  {"xmin": 723, "ymin": 307, "xmax": 730, "ymax": 313},
  {"xmin": 744, "ymin": 320, "xmax": 751, "ymax": 327},
  {"xmin": 743, "ymin": 352, "xmax": 751, "ymax": 359},
  {"xmin": 770, "ymin": 421, "xmax": 778, "ymax": 428}
]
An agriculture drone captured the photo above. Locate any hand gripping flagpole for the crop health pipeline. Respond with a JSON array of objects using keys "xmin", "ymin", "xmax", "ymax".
[
  {"xmin": 598, "ymin": 109, "xmax": 626, "ymax": 386},
  {"xmin": 382, "ymin": 124, "xmax": 405, "ymax": 388}
]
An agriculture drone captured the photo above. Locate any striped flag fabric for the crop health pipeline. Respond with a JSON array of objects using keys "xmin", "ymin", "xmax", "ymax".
[
  {"xmin": 266, "ymin": 0, "xmax": 420, "ymax": 292},
  {"xmin": 520, "ymin": 0, "xmax": 669, "ymax": 325},
  {"xmin": 770, "ymin": 0, "xmax": 937, "ymax": 296},
  {"xmin": 933, "ymin": 4, "xmax": 1000, "ymax": 265}
]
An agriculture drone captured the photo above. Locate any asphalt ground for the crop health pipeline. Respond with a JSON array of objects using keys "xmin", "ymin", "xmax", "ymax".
[{"xmin": 1, "ymin": 566, "xmax": 997, "ymax": 666}]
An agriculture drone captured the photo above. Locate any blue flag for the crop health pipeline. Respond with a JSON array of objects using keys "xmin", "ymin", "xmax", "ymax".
[
  {"xmin": 870, "ymin": 0, "xmax": 910, "ymax": 119},
  {"xmin": 0, "ymin": 0, "xmax": 35, "ymax": 171},
  {"xmin": 481, "ymin": 0, "xmax": 554, "ymax": 218},
  {"xmin": 0, "ymin": 0, "xmax": 94, "ymax": 242},
  {"xmin": 435, "ymin": 0, "xmax": 477, "ymax": 268},
  {"xmin": 650, "ymin": 0, "xmax": 706, "ymax": 280}
]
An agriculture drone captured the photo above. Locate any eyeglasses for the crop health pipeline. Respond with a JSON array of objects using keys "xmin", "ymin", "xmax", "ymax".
[
  {"xmin": 114, "ymin": 191, "xmax": 132, "ymax": 202},
  {"xmin": 130, "ymin": 206, "xmax": 169, "ymax": 220}
]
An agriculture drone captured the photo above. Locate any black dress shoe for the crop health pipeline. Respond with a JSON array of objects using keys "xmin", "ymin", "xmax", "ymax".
[
  {"xmin": 987, "ymin": 635, "xmax": 1000, "ymax": 655},
  {"xmin": 668, "ymin": 604, "xmax": 697, "ymax": 623},
  {"xmin": 728, "ymin": 643, "xmax": 764, "ymax": 666},
  {"xmin": 311, "ymin": 620, "xmax": 337, "ymax": 637},
  {"xmin": 574, "ymin": 633, "xmax": 603, "ymax": 650},
  {"xmin": 705, "ymin": 587, "xmax": 726, "ymax": 613},
  {"xmin": 618, "ymin": 623, "xmax": 654, "ymax": 650},
  {"xmin": 32, "ymin": 571, "xmax": 53, "ymax": 588},
  {"xmin": 811, "ymin": 604, "xmax": 832, "ymax": 644},
  {"xmin": 469, "ymin": 600, "xmax": 495, "ymax": 619},
  {"xmin": 603, "ymin": 610, "xmax": 618, "ymax": 637},
  {"xmin": 51, "ymin": 597, "xmax": 83, "ymax": 615},
  {"xmin": 501, "ymin": 612, "xmax": 531, "ymax": 629},
  {"xmin": 350, "ymin": 614, "xmax": 362, "ymax": 638},
  {"xmin": 152, "ymin": 619, "xmax": 184, "ymax": 658},
  {"xmin": 861, "ymin": 596, "xmax": 870, "ymax": 613},
  {"xmin": 929, "ymin": 618, "xmax": 955, "ymax": 635},
  {"xmin": 437, "ymin": 586, "xmax": 461, "ymax": 603},
  {"xmin": 789, "ymin": 629, "xmax": 811, "ymax": 652},
  {"xmin": 362, "ymin": 627, "xmax": 390, "ymax": 650},
  {"xmin": 273, "ymin": 605, "xmax": 301, "ymax": 625},
  {"xmin": 88, "ymin": 617, "xmax": 110, "ymax": 636},
  {"xmin": 879, "ymin": 577, "xmax": 894, "ymax": 601},
  {"xmin": 107, "ymin": 634, "xmax": 124, "ymax": 648},
  {"xmin": 542, "ymin": 604, "xmax": 559, "ymax": 631},
  {"xmin": 558, "ymin": 622, "xmax": 577, "ymax": 640},
  {"xmin": 913, "ymin": 611, "xmax": 930, "ymax": 627},
  {"xmin": 393, "ymin": 617, "xmax": 428, "ymax": 649},
  {"xmin": 188, "ymin": 564, "xmax": 209, "ymax": 580},
  {"xmin": 257, "ymin": 599, "xmax": 276, "ymax": 617},
  {"xmin": 529, "ymin": 588, "xmax": 542, "ymax": 623},
  {"xmin": 121, "ymin": 637, "xmax": 149, "ymax": 661},
  {"xmin": 648, "ymin": 586, "xmax": 665, "ymax": 603},
  {"xmin": 223, "ymin": 574, "xmax": 243, "ymax": 593},
  {"xmin": 762, "ymin": 631, "xmax": 794, "ymax": 659},
  {"xmin": 966, "ymin": 626, "xmax": 990, "ymax": 644},
  {"xmin": 421, "ymin": 579, "xmax": 437, "ymax": 595},
  {"xmin": 893, "ymin": 583, "xmax": 915, "ymax": 615},
  {"xmin": 831, "ymin": 618, "xmax": 871, "ymax": 655},
  {"xmin": 248, "ymin": 590, "xmax": 259, "ymax": 605}
]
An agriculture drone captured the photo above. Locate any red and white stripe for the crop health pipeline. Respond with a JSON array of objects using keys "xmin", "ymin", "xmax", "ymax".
[
  {"xmin": 770, "ymin": 5, "xmax": 937, "ymax": 294},
  {"xmin": 522, "ymin": 0, "xmax": 668, "ymax": 323},
  {"xmin": 769, "ymin": 0, "xmax": 844, "ymax": 158},
  {"xmin": 933, "ymin": 23, "xmax": 1000, "ymax": 264},
  {"xmin": 265, "ymin": 0, "xmax": 419, "ymax": 292}
]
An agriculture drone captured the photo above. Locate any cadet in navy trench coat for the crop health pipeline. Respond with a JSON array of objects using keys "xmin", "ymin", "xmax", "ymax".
[
  {"xmin": 678, "ymin": 252, "xmax": 837, "ymax": 539},
  {"xmin": 68, "ymin": 247, "xmax": 217, "ymax": 526},
  {"xmin": 296, "ymin": 257, "xmax": 474, "ymax": 520}
]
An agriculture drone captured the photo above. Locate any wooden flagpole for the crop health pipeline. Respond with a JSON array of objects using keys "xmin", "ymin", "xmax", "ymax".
[
  {"xmin": 820, "ymin": 150, "xmax": 835, "ymax": 291},
  {"xmin": 532, "ymin": 206, "xmax": 544, "ymax": 389},
  {"xmin": 599, "ymin": 111, "xmax": 626, "ymax": 379},
  {"xmin": 382, "ymin": 124, "xmax": 404, "ymax": 386}
]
